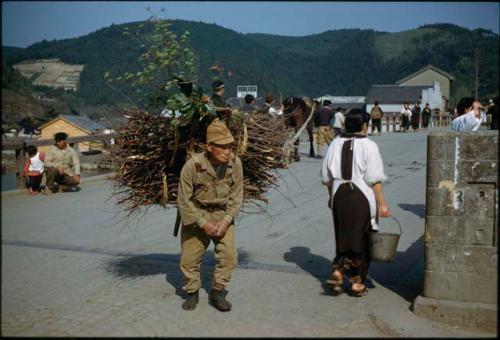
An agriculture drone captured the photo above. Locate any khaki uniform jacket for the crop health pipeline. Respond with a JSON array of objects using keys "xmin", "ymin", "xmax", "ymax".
[
  {"xmin": 177, "ymin": 152, "xmax": 243, "ymax": 228},
  {"xmin": 44, "ymin": 145, "xmax": 81, "ymax": 177}
]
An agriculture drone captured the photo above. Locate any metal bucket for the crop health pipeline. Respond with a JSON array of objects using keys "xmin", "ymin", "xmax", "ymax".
[{"xmin": 369, "ymin": 216, "xmax": 402, "ymax": 262}]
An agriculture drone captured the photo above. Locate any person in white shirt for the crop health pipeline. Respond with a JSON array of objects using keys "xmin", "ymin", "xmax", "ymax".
[
  {"xmin": 333, "ymin": 107, "xmax": 345, "ymax": 136},
  {"xmin": 320, "ymin": 109, "xmax": 391, "ymax": 297},
  {"xmin": 451, "ymin": 97, "xmax": 482, "ymax": 132},
  {"xmin": 23, "ymin": 145, "xmax": 45, "ymax": 194},
  {"xmin": 400, "ymin": 102, "xmax": 412, "ymax": 132}
]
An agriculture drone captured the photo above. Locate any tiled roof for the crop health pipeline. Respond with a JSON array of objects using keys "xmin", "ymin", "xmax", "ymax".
[
  {"xmin": 396, "ymin": 64, "xmax": 455, "ymax": 84},
  {"xmin": 60, "ymin": 114, "xmax": 107, "ymax": 132},
  {"xmin": 365, "ymin": 85, "xmax": 431, "ymax": 104},
  {"xmin": 97, "ymin": 116, "xmax": 128, "ymax": 130}
]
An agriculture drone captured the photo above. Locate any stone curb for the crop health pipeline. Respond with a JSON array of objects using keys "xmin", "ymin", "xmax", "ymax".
[{"xmin": 1, "ymin": 173, "xmax": 114, "ymax": 197}]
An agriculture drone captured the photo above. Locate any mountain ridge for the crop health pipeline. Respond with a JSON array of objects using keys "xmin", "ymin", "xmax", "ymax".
[{"xmin": 2, "ymin": 19, "xmax": 498, "ymax": 113}]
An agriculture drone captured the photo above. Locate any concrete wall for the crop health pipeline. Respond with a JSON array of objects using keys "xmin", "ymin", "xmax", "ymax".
[
  {"xmin": 399, "ymin": 69, "xmax": 451, "ymax": 101},
  {"xmin": 412, "ymin": 131, "xmax": 498, "ymax": 332}
]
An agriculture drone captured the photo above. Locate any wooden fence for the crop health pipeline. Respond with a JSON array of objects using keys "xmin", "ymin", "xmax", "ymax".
[{"xmin": 369, "ymin": 113, "xmax": 453, "ymax": 132}]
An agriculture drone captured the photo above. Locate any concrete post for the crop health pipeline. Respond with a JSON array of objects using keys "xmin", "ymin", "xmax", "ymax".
[
  {"xmin": 412, "ymin": 131, "xmax": 498, "ymax": 332},
  {"xmin": 15, "ymin": 142, "xmax": 27, "ymax": 189}
]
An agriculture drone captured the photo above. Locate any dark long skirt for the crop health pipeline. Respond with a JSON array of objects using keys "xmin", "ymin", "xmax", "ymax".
[
  {"xmin": 411, "ymin": 113, "xmax": 420, "ymax": 130},
  {"xmin": 332, "ymin": 182, "xmax": 372, "ymax": 284},
  {"xmin": 401, "ymin": 115, "xmax": 410, "ymax": 131}
]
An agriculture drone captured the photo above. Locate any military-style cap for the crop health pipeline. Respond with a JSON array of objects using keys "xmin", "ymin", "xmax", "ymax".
[{"xmin": 206, "ymin": 119, "xmax": 234, "ymax": 145}]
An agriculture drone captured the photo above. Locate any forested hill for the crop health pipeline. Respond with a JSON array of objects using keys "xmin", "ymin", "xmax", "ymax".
[{"xmin": 3, "ymin": 20, "xmax": 499, "ymax": 109}]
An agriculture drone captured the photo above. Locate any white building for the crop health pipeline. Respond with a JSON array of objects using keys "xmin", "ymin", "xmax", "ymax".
[{"xmin": 365, "ymin": 82, "xmax": 444, "ymax": 114}]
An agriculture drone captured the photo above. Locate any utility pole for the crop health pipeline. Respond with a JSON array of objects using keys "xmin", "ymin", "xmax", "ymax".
[{"xmin": 475, "ymin": 47, "xmax": 480, "ymax": 100}]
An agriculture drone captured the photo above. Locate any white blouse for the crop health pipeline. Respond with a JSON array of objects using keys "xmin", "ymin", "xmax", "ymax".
[
  {"xmin": 320, "ymin": 136, "xmax": 387, "ymax": 228},
  {"xmin": 401, "ymin": 107, "xmax": 412, "ymax": 118},
  {"xmin": 333, "ymin": 112, "xmax": 345, "ymax": 128}
]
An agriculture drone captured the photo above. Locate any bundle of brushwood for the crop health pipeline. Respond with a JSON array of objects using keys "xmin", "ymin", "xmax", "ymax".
[{"xmin": 109, "ymin": 107, "xmax": 290, "ymax": 218}]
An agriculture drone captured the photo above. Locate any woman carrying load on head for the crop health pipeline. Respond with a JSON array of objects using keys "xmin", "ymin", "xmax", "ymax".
[{"xmin": 320, "ymin": 109, "xmax": 391, "ymax": 297}]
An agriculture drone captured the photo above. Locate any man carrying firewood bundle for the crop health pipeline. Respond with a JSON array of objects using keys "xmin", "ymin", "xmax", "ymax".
[{"xmin": 177, "ymin": 118, "xmax": 243, "ymax": 312}]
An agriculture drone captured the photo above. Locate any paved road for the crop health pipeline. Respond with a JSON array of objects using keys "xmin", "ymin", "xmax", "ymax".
[{"xmin": 1, "ymin": 128, "xmax": 495, "ymax": 337}]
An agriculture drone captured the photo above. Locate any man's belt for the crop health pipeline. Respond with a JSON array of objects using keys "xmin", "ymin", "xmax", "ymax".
[{"xmin": 196, "ymin": 203, "xmax": 226, "ymax": 212}]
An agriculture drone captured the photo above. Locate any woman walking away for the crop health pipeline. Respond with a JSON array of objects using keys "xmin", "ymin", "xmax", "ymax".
[{"xmin": 320, "ymin": 109, "xmax": 391, "ymax": 297}]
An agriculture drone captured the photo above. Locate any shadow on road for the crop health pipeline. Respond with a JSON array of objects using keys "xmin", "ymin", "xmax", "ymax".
[
  {"xmin": 283, "ymin": 246, "xmax": 335, "ymax": 295},
  {"xmin": 369, "ymin": 235, "xmax": 424, "ymax": 302},
  {"xmin": 105, "ymin": 250, "xmax": 251, "ymax": 298},
  {"xmin": 283, "ymin": 236, "xmax": 423, "ymax": 302},
  {"xmin": 105, "ymin": 239, "xmax": 423, "ymax": 303},
  {"xmin": 398, "ymin": 203, "xmax": 426, "ymax": 218},
  {"xmin": 283, "ymin": 246, "xmax": 377, "ymax": 295}
]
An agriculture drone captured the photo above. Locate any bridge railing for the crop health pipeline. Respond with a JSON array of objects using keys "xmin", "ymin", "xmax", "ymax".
[
  {"xmin": 2, "ymin": 133, "xmax": 115, "ymax": 189},
  {"xmin": 371, "ymin": 112, "xmax": 453, "ymax": 133}
]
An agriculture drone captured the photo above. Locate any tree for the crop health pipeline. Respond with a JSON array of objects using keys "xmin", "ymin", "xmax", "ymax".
[
  {"xmin": 106, "ymin": 18, "xmax": 198, "ymax": 111},
  {"xmin": 18, "ymin": 115, "xmax": 36, "ymax": 136}
]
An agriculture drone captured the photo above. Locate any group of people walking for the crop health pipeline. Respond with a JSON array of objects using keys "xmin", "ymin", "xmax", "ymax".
[
  {"xmin": 400, "ymin": 102, "xmax": 433, "ymax": 132},
  {"xmin": 370, "ymin": 101, "xmax": 433, "ymax": 134}
]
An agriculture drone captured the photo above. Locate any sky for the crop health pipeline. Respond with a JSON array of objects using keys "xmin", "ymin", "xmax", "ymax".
[{"xmin": 2, "ymin": 1, "xmax": 499, "ymax": 48}]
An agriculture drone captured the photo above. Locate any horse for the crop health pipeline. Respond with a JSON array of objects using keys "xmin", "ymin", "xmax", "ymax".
[{"xmin": 281, "ymin": 96, "xmax": 316, "ymax": 161}]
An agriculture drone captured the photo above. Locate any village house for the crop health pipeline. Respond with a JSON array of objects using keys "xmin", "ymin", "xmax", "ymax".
[
  {"xmin": 395, "ymin": 64, "xmax": 455, "ymax": 104},
  {"xmin": 38, "ymin": 114, "xmax": 107, "ymax": 153},
  {"xmin": 365, "ymin": 64, "xmax": 454, "ymax": 114}
]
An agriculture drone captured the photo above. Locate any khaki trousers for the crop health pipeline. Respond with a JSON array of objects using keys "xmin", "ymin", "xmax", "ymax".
[
  {"xmin": 316, "ymin": 126, "xmax": 334, "ymax": 156},
  {"xmin": 180, "ymin": 212, "xmax": 237, "ymax": 293},
  {"xmin": 45, "ymin": 167, "xmax": 79, "ymax": 188}
]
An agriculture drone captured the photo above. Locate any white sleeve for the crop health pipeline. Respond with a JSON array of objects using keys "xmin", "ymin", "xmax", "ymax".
[
  {"xmin": 471, "ymin": 116, "xmax": 482, "ymax": 131},
  {"xmin": 364, "ymin": 142, "xmax": 387, "ymax": 185},
  {"xmin": 464, "ymin": 111, "xmax": 482, "ymax": 131},
  {"xmin": 320, "ymin": 143, "xmax": 334, "ymax": 185}
]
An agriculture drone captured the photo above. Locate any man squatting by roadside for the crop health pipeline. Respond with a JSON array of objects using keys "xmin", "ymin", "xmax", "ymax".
[{"xmin": 43, "ymin": 132, "xmax": 81, "ymax": 195}]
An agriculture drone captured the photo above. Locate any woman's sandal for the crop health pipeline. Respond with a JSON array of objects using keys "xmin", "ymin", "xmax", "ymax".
[
  {"xmin": 326, "ymin": 270, "xmax": 344, "ymax": 296},
  {"xmin": 351, "ymin": 283, "xmax": 368, "ymax": 297}
]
